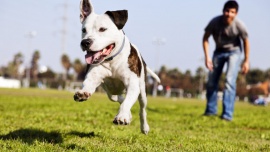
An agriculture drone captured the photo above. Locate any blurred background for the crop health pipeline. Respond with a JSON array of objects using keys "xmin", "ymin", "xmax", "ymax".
[{"xmin": 0, "ymin": 0, "xmax": 270, "ymax": 100}]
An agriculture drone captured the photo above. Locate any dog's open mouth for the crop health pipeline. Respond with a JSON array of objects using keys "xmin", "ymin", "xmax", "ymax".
[{"xmin": 85, "ymin": 44, "xmax": 115, "ymax": 64}]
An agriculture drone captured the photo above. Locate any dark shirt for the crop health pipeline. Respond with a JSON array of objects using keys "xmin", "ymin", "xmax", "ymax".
[{"xmin": 205, "ymin": 15, "xmax": 248, "ymax": 51}]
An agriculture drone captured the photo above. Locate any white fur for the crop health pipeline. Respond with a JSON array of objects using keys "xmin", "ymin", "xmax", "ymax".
[{"xmin": 75, "ymin": 0, "xmax": 160, "ymax": 134}]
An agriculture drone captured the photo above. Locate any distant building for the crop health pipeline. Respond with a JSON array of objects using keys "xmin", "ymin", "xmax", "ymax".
[{"xmin": 0, "ymin": 77, "xmax": 21, "ymax": 88}]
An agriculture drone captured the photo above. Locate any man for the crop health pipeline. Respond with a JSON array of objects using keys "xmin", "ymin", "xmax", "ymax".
[{"xmin": 202, "ymin": 0, "xmax": 250, "ymax": 121}]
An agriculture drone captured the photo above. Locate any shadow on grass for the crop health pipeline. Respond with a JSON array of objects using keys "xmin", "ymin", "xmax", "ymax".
[
  {"xmin": 0, "ymin": 128, "xmax": 63, "ymax": 144},
  {"xmin": 68, "ymin": 131, "xmax": 99, "ymax": 138},
  {"xmin": 147, "ymin": 107, "xmax": 175, "ymax": 114}
]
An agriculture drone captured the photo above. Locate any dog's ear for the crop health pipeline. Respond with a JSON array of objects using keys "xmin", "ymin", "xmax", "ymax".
[
  {"xmin": 80, "ymin": 0, "xmax": 93, "ymax": 23},
  {"xmin": 105, "ymin": 10, "xmax": 128, "ymax": 30}
]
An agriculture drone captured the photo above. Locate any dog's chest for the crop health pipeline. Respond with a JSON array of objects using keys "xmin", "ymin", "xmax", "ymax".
[{"xmin": 103, "ymin": 77, "xmax": 126, "ymax": 94}]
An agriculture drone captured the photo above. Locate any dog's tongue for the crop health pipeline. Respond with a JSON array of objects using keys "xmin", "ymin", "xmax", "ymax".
[
  {"xmin": 85, "ymin": 51, "xmax": 102, "ymax": 64},
  {"xmin": 84, "ymin": 44, "xmax": 114, "ymax": 64},
  {"xmin": 103, "ymin": 44, "xmax": 114, "ymax": 55}
]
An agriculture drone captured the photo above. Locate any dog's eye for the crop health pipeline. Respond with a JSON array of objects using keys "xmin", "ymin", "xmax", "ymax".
[
  {"xmin": 82, "ymin": 28, "xmax": 87, "ymax": 33},
  {"xmin": 99, "ymin": 27, "xmax": 107, "ymax": 32}
]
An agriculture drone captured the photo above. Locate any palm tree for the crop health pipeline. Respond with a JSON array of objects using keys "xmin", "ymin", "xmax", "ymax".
[
  {"xmin": 6, "ymin": 52, "xmax": 24, "ymax": 79},
  {"xmin": 61, "ymin": 54, "xmax": 71, "ymax": 80},
  {"xmin": 15, "ymin": 52, "xmax": 24, "ymax": 80},
  {"xmin": 31, "ymin": 50, "xmax": 40, "ymax": 81},
  {"xmin": 73, "ymin": 59, "xmax": 84, "ymax": 80}
]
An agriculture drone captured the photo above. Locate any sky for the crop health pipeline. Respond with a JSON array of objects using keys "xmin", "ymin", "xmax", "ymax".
[{"xmin": 0, "ymin": 0, "xmax": 270, "ymax": 75}]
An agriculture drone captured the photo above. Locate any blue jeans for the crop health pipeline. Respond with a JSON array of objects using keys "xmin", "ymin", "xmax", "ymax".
[{"xmin": 204, "ymin": 50, "xmax": 243, "ymax": 120}]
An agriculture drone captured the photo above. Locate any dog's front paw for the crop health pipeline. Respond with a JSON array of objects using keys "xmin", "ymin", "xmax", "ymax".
[
  {"xmin": 113, "ymin": 111, "xmax": 132, "ymax": 125},
  {"xmin": 74, "ymin": 91, "xmax": 91, "ymax": 102}
]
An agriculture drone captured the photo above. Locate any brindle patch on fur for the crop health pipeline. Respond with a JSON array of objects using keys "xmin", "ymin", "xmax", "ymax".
[{"xmin": 128, "ymin": 44, "xmax": 142, "ymax": 77}]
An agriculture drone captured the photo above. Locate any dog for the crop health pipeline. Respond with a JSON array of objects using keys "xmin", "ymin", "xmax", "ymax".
[{"xmin": 74, "ymin": 0, "xmax": 160, "ymax": 134}]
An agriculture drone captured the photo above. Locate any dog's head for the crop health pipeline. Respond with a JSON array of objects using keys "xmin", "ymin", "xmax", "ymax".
[{"xmin": 80, "ymin": 0, "xmax": 128, "ymax": 65}]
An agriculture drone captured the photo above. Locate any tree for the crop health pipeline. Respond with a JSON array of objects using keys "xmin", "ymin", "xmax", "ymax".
[
  {"xmin": 61, "ymin": 54, "xmax": 71, "ymax": 80},
  {"xmin": 38, "ymin": 67, "xmax": 56, "ymax": 79},
  {"xmin": 5, "ymin": 52, "xmax": 24, "ymax": 79},
  {"xmin": 246, "ymin": 68, "xmax": 265, "ymax": 84},
  {"xmin": 167, "ymin": 68, "xmax": 182, "ymax": 80},
  {"xmin": 195, "ymin": 67, "xmax": 206, "ymax": 95},
  {"xmin": 182, "ymin": 70, "xmax": 194, "ymax": 95},
  {"xmin": 15, "ymin": 53, "xmax": 24, "ymax": 79},
  {"xmin": 264, "ymin": 68, "xmax": 270, "ymax": 80},
  {"xmin": 158, "ymin": 65, "xmax": 168, "ymax": 85},
  {"xmin": 30, "ymin": 50, "xmax": 40, "ymax": 81},
  {"xmin": 73, "ymin": 59, "xmax": 85, "ymax": 80},
  {"xmin": 167, "ymin": 68, "xmax": 182, "ymax": 88}
]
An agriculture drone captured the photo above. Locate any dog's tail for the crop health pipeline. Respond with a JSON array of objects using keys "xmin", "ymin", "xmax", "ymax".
[{"xmin": 146, "ymin": 66, "xmax": 161, "ymax": 83}]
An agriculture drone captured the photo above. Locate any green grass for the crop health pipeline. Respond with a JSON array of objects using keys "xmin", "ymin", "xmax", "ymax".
[{"xmin": 0, "ymin": 88, "xmax": 269, "ymax": 151}]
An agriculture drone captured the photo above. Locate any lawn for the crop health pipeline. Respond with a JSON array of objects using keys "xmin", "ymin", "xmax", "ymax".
[{"xmin": 0, "ymin": 88, "xmax": 269, "ymax": 151}]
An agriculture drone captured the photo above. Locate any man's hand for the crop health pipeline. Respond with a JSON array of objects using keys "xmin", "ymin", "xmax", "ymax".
[
  {"xmin": 205, "ymin": 57, "xmax": 213, "ymax": 71},
  {"xmin": 202, "ymin": 32, "xmax": 213, "ymax": 71},
  {"xmin": 241, "ymin": 61, "xmax": 249, "ymax": 75}
]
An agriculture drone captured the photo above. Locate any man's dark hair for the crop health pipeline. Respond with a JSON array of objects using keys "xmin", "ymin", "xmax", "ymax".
[{"xmin": 223, "ymin": 0, "xmax": 239, "ymax": 12}]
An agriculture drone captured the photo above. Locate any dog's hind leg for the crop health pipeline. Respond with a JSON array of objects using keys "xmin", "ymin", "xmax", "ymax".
[{"xmin": 138, "ymin": 88, "xmax": 150, "ymax": 134}]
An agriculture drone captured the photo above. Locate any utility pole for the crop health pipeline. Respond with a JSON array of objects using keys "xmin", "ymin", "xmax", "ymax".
[
  {"xmin": 152, "ymin": 37, "xmax": 166, "ymax": 97},
  {"xmin": 61, "ymin": 0, "xmax": 69, "ymax": 55},
  {"xmin": 152, "ymin": 37, "xmax": 166, "ymax": 72},
  {"xmin": 24, "ymin": 31, "xmax": 37, "ymax": 88},
  {"xmin": 57, "ymin": 0, "xmax": 70, "ymax": 83}
]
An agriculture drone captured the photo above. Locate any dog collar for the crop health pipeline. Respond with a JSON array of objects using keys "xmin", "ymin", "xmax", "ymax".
[{"xmin": 105, "ymin": 36, "xmax": 125, "ymax": 62}]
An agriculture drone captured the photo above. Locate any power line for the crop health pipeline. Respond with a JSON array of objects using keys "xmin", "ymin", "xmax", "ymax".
[{"xmin": 59, "ymin": 0, "xmax": 69, "ymax": 55}]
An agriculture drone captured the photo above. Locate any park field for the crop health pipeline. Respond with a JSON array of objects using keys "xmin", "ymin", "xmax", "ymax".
[{"xmin": 0, "ymin": 88, "xmax": 269, "ymax": 151}]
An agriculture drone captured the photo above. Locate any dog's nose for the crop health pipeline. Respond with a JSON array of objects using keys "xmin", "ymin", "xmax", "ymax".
[{"xmin": 81, "ymin": 39, "xmax": 93, "ymax": 50}]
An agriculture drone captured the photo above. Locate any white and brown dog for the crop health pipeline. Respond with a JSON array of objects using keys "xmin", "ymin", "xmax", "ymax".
[{"xmin": 74, "ymin": 0, "xmax": 160, "ymax": 134}]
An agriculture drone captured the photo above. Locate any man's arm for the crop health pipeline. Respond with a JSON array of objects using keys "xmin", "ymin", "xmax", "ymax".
[
  {"xmin": 241, "ymin": 38, "xmax": 250, "ymax": 75},
  {"xmin": 203, "ymin": 31, "xmax": 213, "ymax": 71}
]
